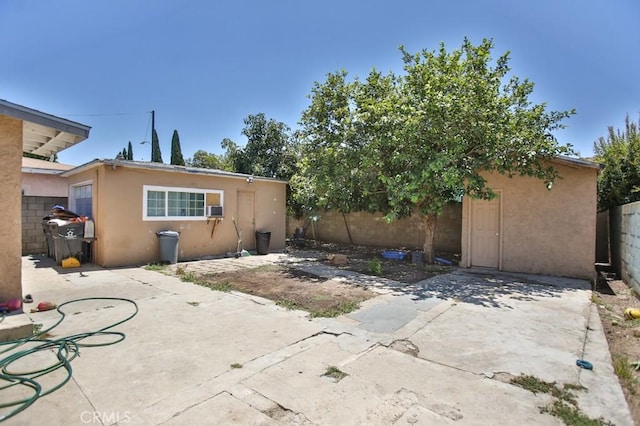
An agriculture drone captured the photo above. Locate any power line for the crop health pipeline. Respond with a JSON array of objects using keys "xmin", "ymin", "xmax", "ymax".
[{"xmin": 54, "ymin": 111, "xmax": 150, "ymax": 117}]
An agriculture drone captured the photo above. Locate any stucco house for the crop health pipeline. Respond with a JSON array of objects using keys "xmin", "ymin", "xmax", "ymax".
[
  {"xmin": 61, "ymin": 159, "xmax": 287, "ymax": 267},
  {"xmin": 461, "ymin": 156, "xmax": 600, "ymax": 279},
  {"xmin": 0, "ymin": 99, "xmax": 90, "ymax": 303}
]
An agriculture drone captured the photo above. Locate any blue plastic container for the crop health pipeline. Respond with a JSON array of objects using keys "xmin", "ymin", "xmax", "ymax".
[{"xmin": 381, "ymin": 250, "xmax": 407, "ymax": 260}]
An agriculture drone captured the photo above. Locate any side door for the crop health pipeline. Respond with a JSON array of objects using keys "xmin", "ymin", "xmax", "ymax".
[{"xmin": 470, "ymin": 194, "xmax": 501, "ymax": 268}]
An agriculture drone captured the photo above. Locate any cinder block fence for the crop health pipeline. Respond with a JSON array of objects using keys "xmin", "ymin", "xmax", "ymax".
[
  {"xmin": 610, "ymin": 200, "xmax": 640, "ymax": 294},
  {"xmin": 22, "ymin": 196, "xmax": 67, "ymax": 255}
]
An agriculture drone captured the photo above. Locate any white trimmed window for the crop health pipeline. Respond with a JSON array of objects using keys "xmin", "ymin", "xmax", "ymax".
[
  {"xmin": 143, "ymin": 185, "xmax": 223, "ymax": 221},
  {"xmin": 70, "ymin": 181, "xmax": 93, "ymax": 218}
]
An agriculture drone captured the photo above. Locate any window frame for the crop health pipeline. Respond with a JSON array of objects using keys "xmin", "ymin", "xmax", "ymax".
[
  {"xmin": 142, "ymin": 185, "xmax": 223, "ymax": 221},
  {"xmin": 69, "ymin": 180, "xmax": 93, "ymax": 218}
]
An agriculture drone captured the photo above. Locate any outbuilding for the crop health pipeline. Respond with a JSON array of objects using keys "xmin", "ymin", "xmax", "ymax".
[
  {"xmin": 460, "ymin": 156, "xmax": 600, "ymax": 279},
  {"xmin": 61, "ymin": 159, "xmax": 287, "ymax": 267}
]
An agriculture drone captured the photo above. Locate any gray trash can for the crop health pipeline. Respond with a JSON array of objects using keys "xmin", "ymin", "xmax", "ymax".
[
  {"xmin": 157, "ymin": 230, "xmax": 180, "ymax": 264},
  {"xmin": 255, "ymin": 231, "xmax": 271, "ymax": 255},
  {"xmin": 46, "ymin": 221, "xmax": 85, "ymax": 264}
]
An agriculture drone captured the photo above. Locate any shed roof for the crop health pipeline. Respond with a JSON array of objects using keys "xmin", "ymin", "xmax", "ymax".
[
  {"xmin": 0, "ymin": 99, "xmax": 91, "ymax": 157},
  {"xmin": 553, "ymin": 155, "xmax": 601, "ymax": 170},
  {"xmin": 61, "ymin": 159, "xmax": 289, "ymax": 183}
]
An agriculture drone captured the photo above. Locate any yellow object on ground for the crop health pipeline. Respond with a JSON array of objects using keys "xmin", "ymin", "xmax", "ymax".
[
  {"xmin": 61, "ymin": 257, "xmax": 81, "ymax": 268},
  {"xmin": 624, "ymin": 308, "xmax": 640, "ymax": 320}
]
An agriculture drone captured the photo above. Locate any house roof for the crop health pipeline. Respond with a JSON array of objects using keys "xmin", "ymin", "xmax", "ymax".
[
  {"xmin": 22, "ymin": 157, "xmax": 75, "ymax": 175},
  {"xmin": 61, "ymin": 159, "xmax": 289, "ymax": 183},
  {"xmin": 0, "ymin": 99, "xmax": 91, "ymax": 157},
  {"xmin": 553, "ymin": 155, "xmax": 601, "ymax": 170}
]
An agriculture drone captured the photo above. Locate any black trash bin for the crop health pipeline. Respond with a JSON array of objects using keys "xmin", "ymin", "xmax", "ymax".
[
  {"xmin": 255, "ymin": 231, "xmax": 271, "ymax": 255},
  {"xmin": 411, "ymin": 250, "xmax": 424, "ymax": 265},
  {"xmin": 157, "ymin": 230, "xmax": 180, "ymax": 264}
]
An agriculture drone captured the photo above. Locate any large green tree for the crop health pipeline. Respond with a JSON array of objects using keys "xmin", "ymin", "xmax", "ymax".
[
  {"xmin": 293, "ymin": 38, "xmax": 575, "ymax": 262},
  {"xmin": 127, "ymin": 141, "xmax": 134, "ymax": 160},
  {"xmin": 186, "ymin": 149, "xmax": 232, "ymax": 170},
  {"xmin": 170, "ymin": 130, "xmax": 186, "ymax": 166},
  {"xmin": 151, "ymin": 129, "xmax": 163, "ymax": 163},
  {"xmin": 223, "ymin": 113, "xmax": 301, "ymax": 215},
  {"xmin": 225, "ymin": 113, "xmax": 298, "ymax": 179},
  {"xmin": 594, "ymin": 114, "xmax": 640, "ymax": 209}
]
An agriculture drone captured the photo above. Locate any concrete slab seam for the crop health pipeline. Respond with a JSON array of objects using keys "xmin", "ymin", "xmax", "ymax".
[{"xmin": 228, "ymin": 386, "xmax": 312, "ymax": 424}]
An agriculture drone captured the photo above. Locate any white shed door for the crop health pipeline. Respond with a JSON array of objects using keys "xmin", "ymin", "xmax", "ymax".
[{"xmin": 470, "ymin": 195, "xmax": 501, "ymax": 268}]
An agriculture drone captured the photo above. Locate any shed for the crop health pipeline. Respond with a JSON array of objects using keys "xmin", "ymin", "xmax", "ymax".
[
  {"xmin": 460, "ymin": 156, "xmax": 600, "ymax": 279},
  {"xmin": 61, "ymin": 159, "xmax": 287, "ymax": 267}
]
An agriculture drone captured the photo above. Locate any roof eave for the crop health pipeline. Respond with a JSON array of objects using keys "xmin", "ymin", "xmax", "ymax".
[
  {"xmin": 61, "ymin": 159, "xmax": 289, "ymax": 183},
  {"xmin": 0, "ymin": 99, "xmax": 91, "ymax": 139}
]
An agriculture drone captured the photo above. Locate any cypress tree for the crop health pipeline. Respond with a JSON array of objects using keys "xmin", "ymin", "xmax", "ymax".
[
  {"xmin": 170, "ymin": 130, "xmax": 185, "ymax": 165},
  {"xmin": 151, "ymin": 129, "xmax": 163, "ymax": 163},
  {"xmin": 127, "ymin": 141, "xmax": 134, "ymax": 160}
]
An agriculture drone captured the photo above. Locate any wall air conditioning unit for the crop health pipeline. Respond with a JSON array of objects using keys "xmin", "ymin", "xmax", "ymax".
[{"xmin": 206, "ymin": 205, "xmax": 223, "ymax": 217}]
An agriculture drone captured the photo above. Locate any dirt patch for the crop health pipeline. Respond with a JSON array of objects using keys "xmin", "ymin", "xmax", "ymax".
[
  {"xmin": 196, "ymin": 265, "xmax": 375, "ymax": 317},
  {"xmin": 180, "ymin": 241, "xmax": 455, "ymax": 316},
  {"xmin": 594, "ymin": 275, "xmax": 640, "ymax": 424},
  {"xmin": 287, "ymin": 240, "xmax": 455, "ymax": 283}
]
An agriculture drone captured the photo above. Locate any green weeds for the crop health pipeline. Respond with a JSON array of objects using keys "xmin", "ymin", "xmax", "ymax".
[
  {"xmin": 144, "ymin": 263, "xmax": 166, "ymax": 271},
  {"xmin": 510, "ymin": 374, "xmax": 612, "ymax": 425},
  {"xmin": 277, "ymin": 299, "xmax": 361, "ymax": 318},
  {"xmin": 368, "ymin": 258, "xmax": 383, "ymax": 276},
  {"xmin": 322, "ymin": 366, "xmax": 348, "ymax": 382}
]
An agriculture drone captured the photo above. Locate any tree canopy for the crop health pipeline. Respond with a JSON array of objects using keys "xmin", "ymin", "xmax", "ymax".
[
  {"xmin": 186, "ymin": 149, "xmax": 232, "ymax": 170},
  {"xmin": 594, "ymin": 114, "xmax": 640, "ymax": 210},
  {"xmin": 224, "ymin": 113, "xmax": 298, "ymax": 179},
  {"xmin": 292, "ymin": 38, "xmax": 575, "ymax": 261}
]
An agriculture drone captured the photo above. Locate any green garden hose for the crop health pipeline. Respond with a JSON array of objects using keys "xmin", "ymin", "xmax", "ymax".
[{"xmin": 0, "ymin": 297, "xmax": 138, "ymax": 422}]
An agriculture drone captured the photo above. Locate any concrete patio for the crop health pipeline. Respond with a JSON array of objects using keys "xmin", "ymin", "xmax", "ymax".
[{"xmin": 0, "ymin": 252, "xmax": 632, "ymax": 425}]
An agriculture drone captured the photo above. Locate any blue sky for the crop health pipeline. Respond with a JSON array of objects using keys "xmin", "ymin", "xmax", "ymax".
[{"xmin": 2, "ymin": 0, "xmax": 638, "ymax": 165}]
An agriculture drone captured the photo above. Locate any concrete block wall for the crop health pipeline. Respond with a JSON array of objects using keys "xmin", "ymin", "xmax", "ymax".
[
  {"xmin": 287, "ymin": 202, "xmax": 462, "ymax": 253},
  {"xmin": 611, "ymin": 201, "xmax": 640, "ymax": 294},
  {"xmin": 596, "ymin": 210, "xmax": 610, "ymax": 263},
  {"xmin": 22, "ymin": 196, "xmax": 67, "ymax": 255}
]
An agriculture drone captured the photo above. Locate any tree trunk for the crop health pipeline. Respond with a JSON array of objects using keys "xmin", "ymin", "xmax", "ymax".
[
  {"xmin": 422, "ymin": 214, "xmax": 437, "ymax": 263},
  {"xmin": 342, "ymin": 212, "xmax": 354, "ymax": 245}
]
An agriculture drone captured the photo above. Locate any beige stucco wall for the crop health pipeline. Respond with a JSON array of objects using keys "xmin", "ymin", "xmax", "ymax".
[
  {"xmin": 288, "ymin": 203, "xmax": 462, "ymax": 253},
  {"xmin": 68, "ymin": 164, "xmax": 287, "ymax": 267},
  {"xmin": 22, "ymin": 173, "xmax": 69, "ymax": 197},
  {"xmin": 0, "ymin": 116, "xmax": 23, "ymax": 301},
  {"xmin": 461, "ymin": 162, "xmax": 598, "ymax": 278}
]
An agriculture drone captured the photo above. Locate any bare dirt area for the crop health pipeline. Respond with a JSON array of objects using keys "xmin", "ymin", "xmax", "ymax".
[
  {"xmin": 286, "ymin": 240, "xmax": 455, "ymax": 283},
  {"xmin": 183, "ymin": 241, "xmax": 454, "ymax": 317},
  {"xmin": 194, "ymin": 266, "xmax": 376, "ymax": 317},
  {"xmin": 594, "ymin": 275, "xmax": 640, "ymax": 424}
]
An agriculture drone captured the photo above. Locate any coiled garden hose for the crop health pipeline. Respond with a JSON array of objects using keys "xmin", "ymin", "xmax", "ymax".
[{"xmin": 0, "ymin": 297, "xmax": 138, "ymax": 422}]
